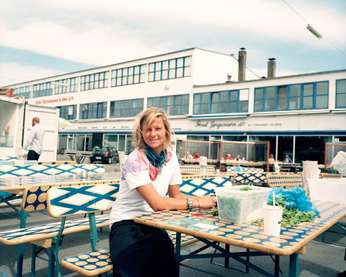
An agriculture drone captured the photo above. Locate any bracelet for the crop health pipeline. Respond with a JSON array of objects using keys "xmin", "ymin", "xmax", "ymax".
[{"xmin": 186, "ymin": 198, "xmax": 193, "ymax": 211}]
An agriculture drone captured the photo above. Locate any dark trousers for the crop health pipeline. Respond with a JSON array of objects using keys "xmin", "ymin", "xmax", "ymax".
[
  {"xmin": 27, "ymin": 150, "xmax": 40, "ymax": 160},
  {"xmin": 109, "ymin": 220, "xmax": 179, "ymax": 277}
]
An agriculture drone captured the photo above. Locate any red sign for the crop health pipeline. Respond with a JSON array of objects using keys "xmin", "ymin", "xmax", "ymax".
[{"xmin": 34, "ymin": 95, "xmax": 74, "ymax": 105}]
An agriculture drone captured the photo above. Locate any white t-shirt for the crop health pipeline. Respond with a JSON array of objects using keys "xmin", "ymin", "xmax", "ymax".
[
  {"xmin": 24, "ymin": 124, "xmax": 44, "ymax": 155},
  {"xmin": 109, "ymin": 148, "xmax": 182, "ymax": 224}
]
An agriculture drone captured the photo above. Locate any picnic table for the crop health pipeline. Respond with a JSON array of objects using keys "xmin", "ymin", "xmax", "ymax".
[
  {"xmin": 0, "ymin": 172, "xmax": 119, "ymax": 194},
  {"xmin": 0, "ymin": 173, "xmax": 119, "ymax": 277},
  {"xmin": 134, "ymin": 200, "xmax": 346, "ymax": 277}
]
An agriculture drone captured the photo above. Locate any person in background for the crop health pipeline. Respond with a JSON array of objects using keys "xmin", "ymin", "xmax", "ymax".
[
  {"xmin": 268, "ymin": 153, "xmax": 275, "ymax": 164},
  {"xmin": 24, "ymin": 117, "xmax": 44, "ymax": 161},
  {"xmin": 192, "ymin": 152, "xmax": 201, "ymax": 160},
  {"xmin": 109, "ymin": 108, "xmax": 216, "ymax": 277},
  {"xmin": 224, "ymin": 153, "xmax": 233, "ymax": 160}
]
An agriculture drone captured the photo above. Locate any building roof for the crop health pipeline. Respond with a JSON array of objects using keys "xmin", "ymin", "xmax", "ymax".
[
  {"xmin": 194, "ymin": 68, "xmax": 346, "ymax": 88},
  {"xmin": 3, "ymin": 47, "xmax": 224, "ymax": 87}
]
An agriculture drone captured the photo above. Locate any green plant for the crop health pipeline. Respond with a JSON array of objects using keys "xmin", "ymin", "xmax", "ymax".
[{"xmin": 240, "ymin": 186, "xmax": 253, "ymax": 191}]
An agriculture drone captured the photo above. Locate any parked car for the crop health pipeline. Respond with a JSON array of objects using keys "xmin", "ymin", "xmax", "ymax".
[{"xmin": 90, "ymin": 146, "xmax": 118, "ymax": 164}]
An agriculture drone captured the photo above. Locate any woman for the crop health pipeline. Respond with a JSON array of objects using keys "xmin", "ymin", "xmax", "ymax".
[{"xmin": 109, "ymin": 108, "xmax": 216, "ymax": 277}]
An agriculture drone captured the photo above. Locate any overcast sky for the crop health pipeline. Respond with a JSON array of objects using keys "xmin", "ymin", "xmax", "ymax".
[{"xmin": 1, "ymin": 0, "xmax": 345, "ymax": 86}]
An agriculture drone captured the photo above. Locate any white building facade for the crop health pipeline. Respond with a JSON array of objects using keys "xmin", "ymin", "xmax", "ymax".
[{"xmin": 4, "ymin": 47, "xmax": 346, "ymax": 164}]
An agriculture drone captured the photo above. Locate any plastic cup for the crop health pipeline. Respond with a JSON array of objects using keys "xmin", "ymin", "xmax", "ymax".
[{"xmin": 263, "ymin": 205, "xmax": 283, "ymax": 237}]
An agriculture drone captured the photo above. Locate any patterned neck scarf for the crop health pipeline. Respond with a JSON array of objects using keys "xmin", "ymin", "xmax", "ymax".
[{"xmin": 145, "ymin": 145, "xmax": 166, "ymax": 169}]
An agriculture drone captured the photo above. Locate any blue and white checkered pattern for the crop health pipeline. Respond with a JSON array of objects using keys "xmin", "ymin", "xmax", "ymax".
[
  {"xmin": 48, "ymin": 184, "xmax": 119, "ymax": 217},
  {"xmin": 180, "ymin": 177, "xmax": 232, "ymax": 196},
  {"xmin": 0, "ymin": 163, "xmax": 105, "ymax": 177},
  {"xmin": 231, "ymin": 172, "xmax": 267, "ymax": 186}
]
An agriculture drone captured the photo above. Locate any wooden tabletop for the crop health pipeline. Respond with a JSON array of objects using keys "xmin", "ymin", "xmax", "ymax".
[
  {"xmin": 134, "ymin": 200, "xmax": 346, "ymax": 256},
  {"xmin": 0, "ymin": 172, "xmax": 119, "ymax": 193}
]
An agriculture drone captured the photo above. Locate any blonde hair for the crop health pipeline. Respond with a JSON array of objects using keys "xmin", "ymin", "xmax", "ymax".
[{"xmin": 133, "ymin": 107, "xmax": 172, "ymax": 150}]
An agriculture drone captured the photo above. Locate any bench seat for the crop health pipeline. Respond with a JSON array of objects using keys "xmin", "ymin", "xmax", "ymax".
[
  {"xmin": 61, "ymin": 249, "xmax": 112, "ymax": 277},
  {"xmin": 60, "ymin": 231, "xmax": 197, "ymax": 276}
]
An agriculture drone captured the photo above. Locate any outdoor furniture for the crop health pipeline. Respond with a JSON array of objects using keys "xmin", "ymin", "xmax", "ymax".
[
  {"xmin": 266, "ymin": 172, "xmax": 303, "ymax": 188},
  {"xmin": 180, "ymin": 176, "xmax": 232, "ymax": 196},
  {"xmin": 0, "ymin": 163, "xmax": 105, "ymax": 177},
  {"xmin": 0, "ymin": 173, "xmax": 119, "ymax": 277},
  {"xmin": 180, "ymin": 164, "xmax": 215, "ymax": 175},
  {"xmin": 134, "ymin": 200, "xmax": 346, "ymax": 277},
  {"xmin": 46, "ymin": 184, "xmax": 119, "ymax": 276},
  {"xmin": 231, "ymin": 171, "xmax": 267, "ymax": 186}
]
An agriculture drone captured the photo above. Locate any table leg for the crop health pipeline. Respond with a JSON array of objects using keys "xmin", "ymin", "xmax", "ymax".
[
  {"xmin": 175, "ymin": 232, "xmax": 181, "ymax": 262},
  {"xmin": 16, "ymin": 209, "xmax": 27, "ymax": 277},
  {"xmin": 274, "ymin": 255, "xmax": 280, "ymax": 277},
  {"xmin": 289, "ymin": 253, "xmax": 300, "ymax": 277},
  {"xmin": 224, "ymin": 244, "xmax": 230, "ymax": 268},
  {"xmin": 246, "ymin": 248, "xmax": 250, "ymax": 273}
]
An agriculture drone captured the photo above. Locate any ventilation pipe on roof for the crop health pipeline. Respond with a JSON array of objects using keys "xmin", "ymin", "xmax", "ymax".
[
  {"xmin": 267, "ymin": 58, "xmax": 276, "ymax": 78},
  {"xmin": 238, "ymin": 48, "xmax": 247, "ymax": 81}
]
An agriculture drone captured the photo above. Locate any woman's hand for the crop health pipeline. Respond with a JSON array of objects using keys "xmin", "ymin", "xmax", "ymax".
[{"xmin": 195, "ymin": 196, "xmax": 217, "ymax": 209}]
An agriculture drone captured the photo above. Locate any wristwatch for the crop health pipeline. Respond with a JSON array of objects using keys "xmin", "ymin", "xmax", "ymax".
[{"xmin": 186, "ymin": 199, "xmax": 193, "ymax": 211}]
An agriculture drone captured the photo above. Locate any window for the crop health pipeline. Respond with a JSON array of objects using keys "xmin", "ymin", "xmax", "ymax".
[
  {"xmin": 336, "ymin": 79, "xmax": 346, "ymax": 108},
  {"xmin": 32, "ymin": 82, "xmax": 53, "ymax": 98},
  {"xmin": 110, "ymin": 98, "xmax": 144, "ymax": 118},
  {"xmin": 254, "ymin": 81, "xmax": 328, "ymax": 112},
  {"xmin": 193, "ymin": 90, "xmax": 247, "ymax": 115},
  {"xmin": 58, "ymin": 105, "xmax": 77, "ymax": 120},
  {"xmin": 79, "ymin": 102, "xmax": 107, "ymax": 119},
  {"xmin": 147, "ymin": 94, "xmax": 189, "ymax": 116},
  {"xmin": 111, "ymin": 64, "xmax": 145, "ymax": 87},
  {"xmin": 148, "ymin": 56, "xmax": 191, "ymax": 82},
  {"xmin": 54, "ymin": 77, "xmax": 78, "ymax": 94},
  {"xmin": 14, "ymin": 86, "xmax": 31, "ymax": 99},
  {"xmin": 80, "ymin": 71, "xmax": 108, "ymax": 91}
]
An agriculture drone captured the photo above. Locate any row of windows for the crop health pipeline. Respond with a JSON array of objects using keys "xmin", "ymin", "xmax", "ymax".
[
  {"xmin": 80, "ymin": 71, "xmax": 108, "ymax": 91},
  {"xmin": 57, "ymin": 79, "xmax": 346, "ymax": 120},
  {"xmin": 111, "ymin": 65, "xmax": 145, "ymax": 87},
  {"xmin": 32, "ymin": 82, "xmax": 52, "ymax": 98},
  {"xmin": 59, "ymin": 105, "xmax": 77, "ymax": 120},
  {"xmin": 194, "ymin": 90, "xmax": 248, "ymax": 114},
  {"xmin": 14, "ymin": 85, "xmax": 31, "ymax": 98},
  {"xmin": 14, "ymin": 56, "xmax": 192, "ymax": 99},
  {"xmin": 79, "ymin": 102, "xmax": 107, "ymax": 119},
  {"xmin": 336, "ymin": 79, "xmax": 346, "ymax": 108},
  {"xmin": 254, "ymin": 81, "xmax": 329, "ymax": 112},
  {"xmin": 60, "ymin": 95, "xmax": 190, "ymax": 120},
  {"xmin": 54, "ymin": 77, "xmax": 78, "ymax": 94},
  {"xmin": 148, "ymin": 94, "xmax": 189, "ymax": 115},
  {"xmin": 148, "ymin": 56, "xmax": 191, "ymax": 82},
  {"xmin": 110, "ymin": 99, "xmax": 144, "ymax": 118}
]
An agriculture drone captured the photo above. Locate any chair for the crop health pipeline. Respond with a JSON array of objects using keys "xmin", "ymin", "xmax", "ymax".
[{"xmin": 47, "ymin": 184, "xmax": 119, "ymax": 276}]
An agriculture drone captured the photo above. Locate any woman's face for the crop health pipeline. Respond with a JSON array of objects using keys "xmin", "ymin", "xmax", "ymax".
[{"xmin": 142, "ymin": 117, "xmax": 166, "ymax": 154}]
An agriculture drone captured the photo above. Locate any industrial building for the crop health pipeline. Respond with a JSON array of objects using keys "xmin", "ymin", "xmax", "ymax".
[{"xmin": 3, "ymin": 47, "xmax": 346, "ymax": 164}]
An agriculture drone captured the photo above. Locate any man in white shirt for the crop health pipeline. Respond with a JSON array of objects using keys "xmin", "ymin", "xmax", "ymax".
[{"xmin": 25, "ymin": 117, "xmax": 44, "ymax": 160}]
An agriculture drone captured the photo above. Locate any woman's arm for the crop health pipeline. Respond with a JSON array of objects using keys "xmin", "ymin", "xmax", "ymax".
[{"xmin": 136, "ymin": 184, "xmax": 216, "ymax": 211}]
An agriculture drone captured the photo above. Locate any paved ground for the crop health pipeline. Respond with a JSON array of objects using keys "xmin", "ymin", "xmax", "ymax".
[{"xmin": 0, "ymin": 205, "xmax": 345, "ymax": 277}]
